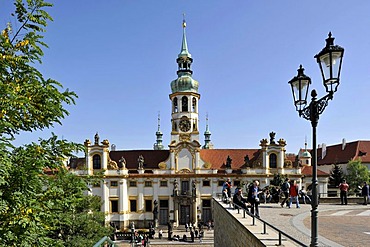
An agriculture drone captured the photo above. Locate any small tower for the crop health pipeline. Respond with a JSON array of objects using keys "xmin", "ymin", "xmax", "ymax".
[
  {"xmin": 299, "ymin": 137, "xmax": 312, "ymax": 166},
  {"xmin": 203, "ymin": 114, "xmax": 213, "ymax": 149},
  {"xmin": 154, "ymin": 113, "xmax": 164, "ymax": 150}
]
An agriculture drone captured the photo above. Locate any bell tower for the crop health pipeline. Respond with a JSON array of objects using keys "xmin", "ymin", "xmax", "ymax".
[{"xmin": 169, "ymin": 18, "xmax": 200, "ymax": 145}]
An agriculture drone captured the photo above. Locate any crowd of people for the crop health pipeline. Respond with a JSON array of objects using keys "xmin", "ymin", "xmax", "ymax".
[
  {"xmin": 172, "ymin": 221, "xmax": 207, "ymax": 243},
  {"xmin": 222, "ymin": 177, "xmax": 370, "ymax": 215},
  {"xmin": 224, "ymin": 177, "xmax": 313, "ymax": 217}
]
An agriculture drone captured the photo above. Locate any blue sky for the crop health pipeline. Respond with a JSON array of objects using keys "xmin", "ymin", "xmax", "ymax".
[{"xmin": 1, "ymin": 1, "xmax": 370, "ymax": 154}]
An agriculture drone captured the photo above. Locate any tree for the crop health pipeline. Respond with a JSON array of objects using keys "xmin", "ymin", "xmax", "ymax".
[
  {"xmin": 346, "ymin": 159, "xmax": 369, "ymax": 193},
  {"xmin": 329, "ymin": 163, "xmax": 345, "ymax": 187},
  {"xmin": 0, "ymin": 1, "xmax": 112, "ymax": 246},
  {"xmin": 270, "ymin": 173, "xmax": 288, "ymax": 187}
]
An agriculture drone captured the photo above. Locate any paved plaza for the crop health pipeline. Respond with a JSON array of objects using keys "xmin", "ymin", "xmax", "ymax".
[
  {"xmin": 257, "ymin": 202, "xmax": 370, "ymax": 247},
  {"xmin": 114, "ymin": 202, "xmax": 369, "ymax": 247}
]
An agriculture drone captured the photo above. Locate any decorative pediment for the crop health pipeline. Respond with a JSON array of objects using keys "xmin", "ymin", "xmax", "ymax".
[
  {"xmin": 177, "ymin": 168, "xmax": 192, "ymax": 174},
  {"xmin": 179, "ymin": 133, "xmax": 191, "ymax": 142}
]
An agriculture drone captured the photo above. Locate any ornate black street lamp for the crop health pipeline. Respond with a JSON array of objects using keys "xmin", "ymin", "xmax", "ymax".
[
  {"xmin": 288, "ymin": 32, "xmax": 344, "ymax": 247},
  {"xmin": 130, "ymin": 221, "xmax": 135, "ymax": 245}
]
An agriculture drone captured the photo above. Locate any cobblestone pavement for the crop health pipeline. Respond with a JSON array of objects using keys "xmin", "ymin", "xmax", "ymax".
[
  {"xmin": 114, "ymin": 225, "xmax": 214, "ymax": 246},
  {"xmin": 258, "ymin": 202, "xmax": 370, "ymax": 247},
  {"xmin": 115, "ymin": 203, "xmax": 369, "ymax": 247}
]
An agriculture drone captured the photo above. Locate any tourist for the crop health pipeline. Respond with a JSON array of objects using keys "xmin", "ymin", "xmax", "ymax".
[
  {"xmin": 280, "ymin": 178, "xmax": 290, "ymax": 208},
  {"xmin": 289, "ymin": 180, "xmax": 300, "ymax": 208},
  {"xmin": 299, "ymin": 186, "xmax": 311, "ymax": 204},
  {"xmin": 223, "ymin": 178, "xmax": 232, "ymax": 198},
  {"xmin": 248, "ymin": 180, "xmax": 261, "ymax": 217},
  {"xmin": 262, "ymin": 189, "xmax": 272, "ymax": 203},
  {"xmin": 339, "ymin": 179, "xmax": 349, "ymax": 205},
  {"xmin": 199, "ymin": 230, "xmax": 204, "ymax": 243},
  {"xmin": 222, "ymin": 188, "xmax": 231, "ymax": 203},
  {"xmin": 361, "ymin": 181, "xmax": 369, "ymax": 205},
  {"xmin": 233, "ymin": 187, "xmax": 249, "ymax": 210}
]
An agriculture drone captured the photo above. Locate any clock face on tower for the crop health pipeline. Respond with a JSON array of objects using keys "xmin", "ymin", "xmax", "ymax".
[{"xmin": 179, "ymin": 119, "xmax": 191, "ymax": 132}]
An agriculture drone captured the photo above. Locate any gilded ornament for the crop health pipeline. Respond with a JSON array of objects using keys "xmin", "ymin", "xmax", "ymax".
[
  {"xmin": 107, "ymin": 160, "xmax": 118, "ymax": 170},
  {"xmin": 179, "ymin": 133, "xmax": 191, "ymax": 142},
  {"xmin": 260, "ymin": 138, "xmax": 268, "ymax": 146},
  {"xmin": 203, "ymin": 162, "xmax": 212, "ymax": 169},
  {"xmin": 84, "ymin": 139, "xmax": 91, "ymax": 146},
  {"xmin": 158, "ymin": 162, "xmax": 167, "ymax": 169},
  {"xmin": 278, "ymin": 138, "xmax": 287, "ymax": 146}
]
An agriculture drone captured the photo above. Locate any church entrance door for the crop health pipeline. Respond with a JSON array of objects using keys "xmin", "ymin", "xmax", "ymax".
[{"xmin": 179, "ymin": 205, "xmax": 190, "ymax": 225}]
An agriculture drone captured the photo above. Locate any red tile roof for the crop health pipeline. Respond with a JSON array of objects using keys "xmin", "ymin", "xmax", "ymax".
[
  {"xmin": 109, "ymin": 150, "xmax": 170, "ymax": 170},
  {"xmin": 200, "ymin": 149, "xmax": 261, "ymax": 169},
  {"xmin": 301, "ymin": 166, "xmax": 329, "ymax": 176},
  {"xmin": 317, "ymin": 140, "xmax": 370, "ymax": 165}
]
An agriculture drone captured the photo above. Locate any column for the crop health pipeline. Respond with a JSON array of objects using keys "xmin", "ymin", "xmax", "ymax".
[
  {"xmin": 137, "ymin": 179, "xmax": 144, "ymax": 212},
  {"xmin": 102, "ymin": 180, "xmax": 109, "ymax": 221}
]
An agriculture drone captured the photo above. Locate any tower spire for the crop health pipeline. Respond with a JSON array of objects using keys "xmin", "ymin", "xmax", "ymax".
[
  {"xmin": 154, "ymin": 112, "xmax": 164, "ymax": 150},
  {"xmin": 304, "ymin": 135, "xmax": 308, "ymax": 150},
  {"xmin": 203, "ymin": 113, "xmax": 213, "ymax": 149},
  {"xmin": 179, "ymin": 13, "xmax": 191, "ymax": 58}
]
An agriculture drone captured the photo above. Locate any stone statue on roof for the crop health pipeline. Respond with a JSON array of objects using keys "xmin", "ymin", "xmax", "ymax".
[
  {"xmin": 118, "ymin": 156, "xmax": 126, "ymax": 169},
  {"xmin": 244, "ymin": 155, "xmax": 251, "ymax": 167},
  {"xmin": 269, "ymin": 131, "xmax": 276, "ymax": 144},
  {"xmin": 94, "ymin": 132, "xmax": 99, "ymax": 145},
  {"xmin": 225, "ymin": 155, "xmax": 232, "ymax": 169},
  {"xmin": 137, "ymin": 155, "xmax": 144, "ymax": 169}
]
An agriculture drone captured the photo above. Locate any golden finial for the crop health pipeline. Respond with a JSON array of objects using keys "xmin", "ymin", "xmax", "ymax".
[{"xmin": 182, "ymin": 13, "xmax": 186, "ymax": 28}]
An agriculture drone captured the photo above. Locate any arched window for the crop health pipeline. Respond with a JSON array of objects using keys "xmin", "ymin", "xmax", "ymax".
[
  {"xmin": 192, "ymin": 98, "xmax": 197, "ymax": 112},
  {"xmin": 182, "ymin": 96, "xmax": 188, "ymax": 112},
  {"xmin": 269, "ymin": 153, "xmax": 277, "ymax": 168},
  {"xmin": 93, "ymin": 154, "xmax": 101, "ymax": 169},
  {"xmin": 173, "ymin": 97, "xmax": 178, "ymax": 113}
]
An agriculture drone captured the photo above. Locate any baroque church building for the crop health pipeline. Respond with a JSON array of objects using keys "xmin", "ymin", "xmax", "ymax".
[{"xmin": 71, "ymin": 20, "xmax": 326, "ymax": 230}]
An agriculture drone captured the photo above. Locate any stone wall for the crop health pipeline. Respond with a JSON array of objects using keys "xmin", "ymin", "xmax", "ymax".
[{"xmin": 213, "ymin": 199, "xmax": 264, "ymax": 247}]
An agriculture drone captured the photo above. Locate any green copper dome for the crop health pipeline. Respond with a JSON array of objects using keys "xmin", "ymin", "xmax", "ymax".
[
  {"xmin": 301, "ymin": 150, "xmax": 311, "ymax": 158},
  {"xmin": 171, "ymin": 73, "xmax": 199, "ymax": 93}
]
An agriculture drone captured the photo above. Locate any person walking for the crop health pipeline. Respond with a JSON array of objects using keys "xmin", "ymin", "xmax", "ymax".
[
  {"xmin": 361, "ymin": 181, "xmax": 369, "ymax": 205},
  {"xmin": 289, "ymin": 180, "xmax": 300, "ymax": 208},
  {"xmin": 280, "ymin": 178, "xmax": 290, "ymax": 208},
  {"xmin": 299, "ymin": 186, "xmax": 311, "ymax": 204},
  {"xmin": 222, "ymin": 188, "xmax": 230, "ymax": 203},
  {"xmin": 223, "ymin": 178, "xmax": 232, "ymax": 198},
  {"xmin": 248, "ymin": 180, "xmax": 261, "ymax": 217},
  {"xmin": 339, "ymin": 179, "xmax": 349, "ymax": 205}
]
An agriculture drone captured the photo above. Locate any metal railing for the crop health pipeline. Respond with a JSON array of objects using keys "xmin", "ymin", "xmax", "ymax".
[
  {"xmin": 221, "ymin": 198, "xmax": 307, "ymax": 247},
  {"xmin": 93, "ymin": 236, "xmax": 115, "ymax": 247}
]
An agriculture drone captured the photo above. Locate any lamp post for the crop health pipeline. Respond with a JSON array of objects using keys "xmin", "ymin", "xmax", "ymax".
[
  {"xmin": 288, "ymin": 32, "xmax": 344, "ymax": 247},
  {"xmin": 130, "ymin": 221, "xmax": 135, "ymax": 246}
]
